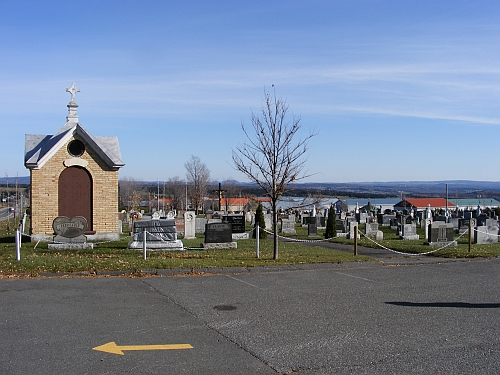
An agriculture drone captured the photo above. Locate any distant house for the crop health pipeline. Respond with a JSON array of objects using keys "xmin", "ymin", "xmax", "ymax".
[
  {"xmin": 393, "ymin": 198, "xmax": 454, "ymax": 212},
  {"xmin": 220, "ymin": 197, "xmax": 250, "ymax": 213}
]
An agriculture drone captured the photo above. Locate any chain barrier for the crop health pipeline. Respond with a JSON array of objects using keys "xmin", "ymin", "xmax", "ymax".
[
  {"xmin": 20, "ymin": 232, "xmax": 134, "ymax": 248},
  {"xmin": 261, "ymin": 227, "xmax": 338, "ymax": 243},
  {"xmin": 184, "ymin": 227, "xmax": 257, "ymax": 250},
  {"xmin": 474, "ymin": 228, "xmax": 500, "ymax": 237},
  {"xmin": 360, "ymin": 229, "xmax": 470, "ymax": 256},
  {"xmin": 14, "ymin": 224, "xmax": 494, "ymax": 256}
]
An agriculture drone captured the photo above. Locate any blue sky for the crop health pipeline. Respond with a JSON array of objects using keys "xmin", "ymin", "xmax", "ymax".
[{"xmin": 1, "ymin": 0, "xmax": 500, "ymax": 183}]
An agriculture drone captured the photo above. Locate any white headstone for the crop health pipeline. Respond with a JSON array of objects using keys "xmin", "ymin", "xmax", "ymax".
[{"xmin": 184, "ymin": 211, "xmax": 196, "ymax": 239}]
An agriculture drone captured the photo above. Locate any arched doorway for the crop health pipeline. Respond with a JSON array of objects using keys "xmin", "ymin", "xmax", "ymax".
[{"xmin": 58, "ymin": 166, "xmax": 93, "ymax": 233}]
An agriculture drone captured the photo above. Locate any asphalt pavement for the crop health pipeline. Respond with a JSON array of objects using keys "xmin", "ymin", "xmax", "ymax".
[{"xmin": 1, "ymin": 255, "xmax": 499, "ymax": 374}]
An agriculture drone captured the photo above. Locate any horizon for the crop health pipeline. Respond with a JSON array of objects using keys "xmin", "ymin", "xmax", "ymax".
[{"xmin": 2, "ymin": 1, "xmax": 500, "ymax": 182}]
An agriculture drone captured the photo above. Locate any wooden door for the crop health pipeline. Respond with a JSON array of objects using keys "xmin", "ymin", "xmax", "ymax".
[{"xmin": 58, "ymin": 167, "xmax": 93, "ymax": 232}]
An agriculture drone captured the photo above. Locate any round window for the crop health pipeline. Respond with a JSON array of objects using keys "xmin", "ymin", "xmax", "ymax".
[{"xmin": 68, "ymin": 140, "xmax": 85, "ymax": 157}]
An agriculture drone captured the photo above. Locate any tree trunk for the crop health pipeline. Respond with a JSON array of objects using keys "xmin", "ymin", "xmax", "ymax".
[{"xmin": 272, "ymin": 198, "xmax": 278, "ymax": 259}]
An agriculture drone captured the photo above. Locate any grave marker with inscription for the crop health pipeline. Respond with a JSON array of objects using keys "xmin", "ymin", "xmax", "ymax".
[
  {"xmin": 128, "ymin": 219, "xmax": 183, "ymax": 250},
  {"xmin": 428, "ymin": 222, "xmax": 456, "ymax": 246},
  {"xmin": 48, "ymin": 216, "xmax": 94, "ymax": 249},
  {"xmin": 203, "ymin": 222, "xmax": 237, "ymax": 249}
]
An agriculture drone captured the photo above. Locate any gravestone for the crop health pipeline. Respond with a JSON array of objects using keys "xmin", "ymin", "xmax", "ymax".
[
  {"xmin": 281, "ymin": 219, "xmax": 296, "ymax": 234},
  {"xmin": 379, "ymin": 214, "xmax": 396, "ymax": 226},
  {"xmin": 365, "ymin": 222, "xmax": 379, "ymax": 236},
  {"xmin": 357, "ymin": 212, "xmax": 368, "ymax": 223},
  {"xmin": 223, "ymin": 214, "xmax": 245, "ymax": 233},
  {"xmin": 365, "ymin": 222, "xmax": 383, "ymax": 240},
  {"xmin": 264, "ymin": 214, "xmax": 273, "ymax": 230},
  {"xmin": 195, "ymin": 218, "xmax": 207, "ymax": 233},
  {"xmin": 424, "ymin": 218, "xmax": 432, "ymax": 240},
  {"xmin": 48, "ymin": 216, "xmax": 93, "ymax": 249},
  {"xmin": 336, "ymin": 219, "xmax": 347, "ymax": 233},
  {"xmin": 474, "ymin": 219, "xmax": 498, "ymax": 244},
  {"xmin": 308, "ymin": 223, "xmax": 318, "ymax": 237},
  {"xmin": 184, "ymin": 211, "xmax": 196, "ymax": 239},
  {"xmin": 400, "ymin": 223, "xmax": 419, "ymax": 240},
  {"xmin": 348, "ymin": 221, "xmax": 359, "ymax": 239},
  {"xmin": 449, "ymin": 218, "xmax": 459, "ymax": 230},
  {"xmin": 427, "ymin": 222, "xmax": 456, "ymax": 246},
  {"xmin": 203, "ymin": 222, "xmax": 237, "ymax": 249},
  {"xmin": 128, "ymin": 219, "xmax": 183, "ymax": 250}
]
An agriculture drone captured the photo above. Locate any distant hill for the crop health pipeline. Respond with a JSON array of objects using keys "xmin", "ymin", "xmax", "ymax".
[
  {"xmin": 140, "ymin": 179, "xmax": 500, "ymax": 199},
  {"xmin": 0, "ymin": 176, "xmax": 30, "ymax": 185}
]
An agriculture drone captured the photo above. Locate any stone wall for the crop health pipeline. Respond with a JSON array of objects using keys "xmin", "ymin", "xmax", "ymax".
[{"xmin": 30, "ymin": 134, "xmax": 119, "ymax": 240}]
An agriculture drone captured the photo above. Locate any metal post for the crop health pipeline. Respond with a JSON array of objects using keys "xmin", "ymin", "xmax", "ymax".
[
  {"xmin": 354, "ymin": 225, "xmax": 358, "ymax": 256},
  {"xmin": 143, "ymin": 228, "xmax": 147, "ymax": 260},
  {"xmin": 15, "ymin": 227, "xmax": 20, "ymax": 261},
  {"xmin": 468, "ymin": 221, "xmax": 472, "ymax": 253},
  {"xmin": 256, "ymin": 225, "xmax": 260, "ymax": 258}
]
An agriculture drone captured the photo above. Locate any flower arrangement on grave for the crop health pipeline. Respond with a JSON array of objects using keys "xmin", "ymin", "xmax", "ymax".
[{"xmin": 130, "ymin": 211, "xmax": 141, "ymax": 220}]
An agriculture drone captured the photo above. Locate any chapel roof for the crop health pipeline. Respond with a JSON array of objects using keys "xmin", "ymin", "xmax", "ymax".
[{"xmin": 24, "ymin": 84, "xmax": 124, "ymax": 170}]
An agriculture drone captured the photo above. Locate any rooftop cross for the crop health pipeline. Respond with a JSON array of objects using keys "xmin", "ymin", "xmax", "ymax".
[{"xmin": 66, "ymin": 83, "xmax": 80, "ymax": 102}]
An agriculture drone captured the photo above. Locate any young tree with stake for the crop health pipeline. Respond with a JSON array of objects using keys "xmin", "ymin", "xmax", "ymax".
[{"xmin": 233, "ymin": 87, "xmax": 316, "ymax": 259}]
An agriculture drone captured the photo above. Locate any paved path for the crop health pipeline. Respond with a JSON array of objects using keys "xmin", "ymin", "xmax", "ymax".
[{"xmin": 1, "ymin": 256, "xmax": 499, "ymax": 374}]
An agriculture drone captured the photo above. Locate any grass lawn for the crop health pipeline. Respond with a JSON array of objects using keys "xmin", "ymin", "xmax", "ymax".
[{"xmin": 0, "ymin": 214, "xmax": 498, "ymax": 277}]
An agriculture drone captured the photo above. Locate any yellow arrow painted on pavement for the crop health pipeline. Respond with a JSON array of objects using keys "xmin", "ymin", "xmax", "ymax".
[{"xmin": 93, "ymin": 341, "xmax": 193, "ymax": 355}]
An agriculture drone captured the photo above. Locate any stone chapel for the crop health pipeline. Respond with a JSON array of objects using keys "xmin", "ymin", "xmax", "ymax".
[{"xmin": 24, "ymin": 83, "xmax": 125, "ymax": 241}]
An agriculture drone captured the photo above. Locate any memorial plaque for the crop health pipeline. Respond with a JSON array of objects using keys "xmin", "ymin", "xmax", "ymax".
[{"xmin": 205, "ymin": 222, "xmax": 232, "ymax": 243}]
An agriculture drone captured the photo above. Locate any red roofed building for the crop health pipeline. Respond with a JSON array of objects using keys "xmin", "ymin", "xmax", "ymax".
[{"xmin": 394, "ymin": 198, "xmax": 454, "ymax": 211}]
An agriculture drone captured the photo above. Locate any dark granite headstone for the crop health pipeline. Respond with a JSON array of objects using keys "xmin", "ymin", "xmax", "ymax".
[
  {"xmin": 308, "ymin": 223, "xmax": 317, "ymax": 237},
  {"xmin": 205, "ymin": 222, "xmax": 232, "ymax": 243},
  {"xmin": 53, "ymin": 216, "xmax": 87, "ymax": 243},
  {"xmin": 223, "ymin": 214, "xmax": 245, "ymax": 233},
  {"xmin": 336, "ymin": 219, "xmax": 346, "ymax": 233},
  {"xmin": 428, "ymin": 222, "xmax": 454, "ymax": 243},
  {"xmin": 133, "ymin": 219, "xmax": 177, "ymax": 242}
]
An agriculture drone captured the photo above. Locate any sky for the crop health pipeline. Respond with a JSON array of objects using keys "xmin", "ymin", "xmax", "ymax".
[{"xmin": 1, "ymin": 0, "xmax": 500, "ymax": 183}]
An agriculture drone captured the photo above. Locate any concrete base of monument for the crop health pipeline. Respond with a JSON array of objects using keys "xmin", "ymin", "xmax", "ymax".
[
  {"xmin": 232, "ymin": 233, "xmax": 249, "ymax": 240},
  {"xmin": 400, "ymin": 235, "xmax": 420, "ymax": 240},
  {"xmin": 426, "ymin": 240, "xmax": 457, "ymax": 247},
  {"xmin": 201, "ymin": 242, "xmax": 237, "ymax": 249},
  {"xmin": 48, "ymin": 243, "xmax": 94, "ymax": 250},
  {"xmin": 127, "ymin": 240, "xmax": 184, "ymax": 250}
]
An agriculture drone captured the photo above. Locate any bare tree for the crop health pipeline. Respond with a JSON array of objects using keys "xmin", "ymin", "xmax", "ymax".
[
  {"xmin": 185, "ymin": 155, "xmax": 211, "ymax": 214},
  {"xmin": 166, "ymin": 176, "xmax": 186, "ymax": 210},
  {"xmin": 119, "ymin": 177, "xmax": 143, "ymax": 211},
  {"xmin": 232, "ymin": 87, "xmax": 316, "ymax": 259}
]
